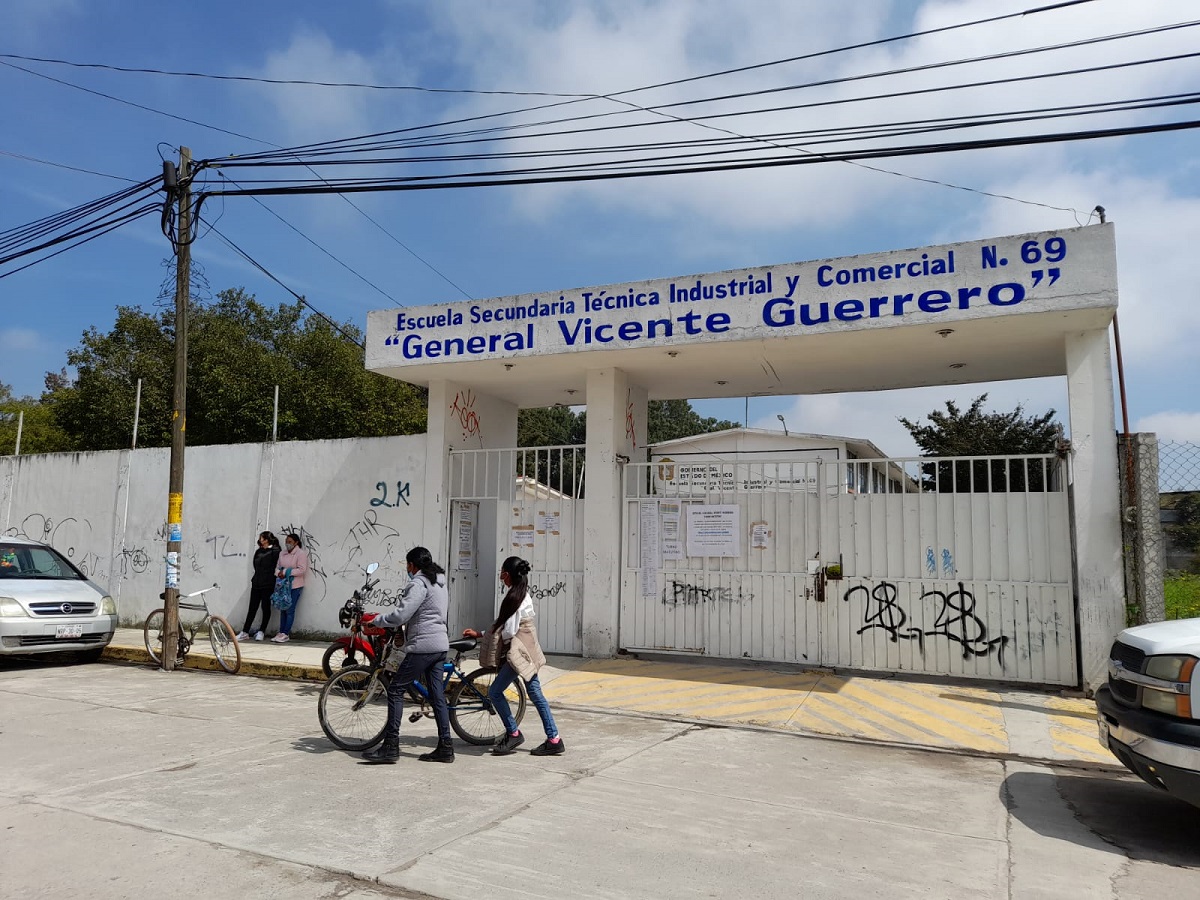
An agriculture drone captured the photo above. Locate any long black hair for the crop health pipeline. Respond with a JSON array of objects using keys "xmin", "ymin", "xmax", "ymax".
[
  {"xmin": 406, "ymin": 546, "xmax": 445, "ymax": 583},
  {"xmin": 492, "ymin": 555, "xmax": 531, "ymax": 632}
]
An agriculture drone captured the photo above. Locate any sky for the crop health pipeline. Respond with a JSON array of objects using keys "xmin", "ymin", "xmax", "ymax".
[{"xmin": 1, "ymin": 0, "xmax": 1198, "ymax": 459}]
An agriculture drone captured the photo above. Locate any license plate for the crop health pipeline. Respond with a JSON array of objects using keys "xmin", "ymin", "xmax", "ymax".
[
  {"xmin": 1097, "ymin": 714, "xmax": 1109, "ymax": 749},
  {"xmin": 55, "ymin": 624, "xmax": 84, "ymax": 639}
]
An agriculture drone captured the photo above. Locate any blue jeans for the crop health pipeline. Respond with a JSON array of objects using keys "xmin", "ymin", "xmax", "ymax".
[
  {"xmin": 279, "ymin": 587, "xmax": 302, "ymax": 634},
  {"xmin": 385, "ymin": 650, "xmax": 450, "ymax": 742},
  {"xmin": 489, "ymin": 663, "xmax": 558, "ymax": 739}
]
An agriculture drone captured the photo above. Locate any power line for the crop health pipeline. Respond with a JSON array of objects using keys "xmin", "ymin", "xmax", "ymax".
[
  {"xmin": 0, "ymin": 52, "xmax": 595, "ymax": 98},
  {"xmin": 214, "ymin": 171, "xmax": 400, "ymax": 306},
  {"xmin": 0, "ymin": 60, "xmax": 472, "ymax": 302},
  {"xmin": 201, "ymin": 218, "xmax": 366, "ymax": 350},
  {"xmin": 0, "ymin": 148, "xmax": 139, "ymax": 182},
  {"xmin": 194, "ymin": 118, "xmax": 1200, "ymax": 205}
]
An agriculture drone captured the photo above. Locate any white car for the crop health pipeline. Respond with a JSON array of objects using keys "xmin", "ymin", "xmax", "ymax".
[
  {"xmin": 0, "ymin": 536, "xmax": 117, "ymax": 662},
  {"xmin": 1097, "ymin": 616, "xmax": 1200, "ymax": 809}
]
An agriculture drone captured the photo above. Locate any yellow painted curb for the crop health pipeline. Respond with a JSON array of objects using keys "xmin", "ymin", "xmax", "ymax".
[{"xmin": 103, "ymin": 644, "xmax": 324, "ymax": 681}]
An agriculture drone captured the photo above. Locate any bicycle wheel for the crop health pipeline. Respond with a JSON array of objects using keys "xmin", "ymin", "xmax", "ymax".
[
  {"xmin": 208, "ymin": 615, "xmax": 241, "ymax": 674},
  {"xmin": 318, "ymin": 666, "xmax": 389, "ymax": 751},
  {"xmin": 143, "ymin": 608, "xmax": 165, "ymax": 665},
  {"xmin": 321, "ymin": 642, "xmax": 368, "ymax": 679},
  {"xmin": 449, "ymin": 667, "xmax": 527, "ymax": 746}
]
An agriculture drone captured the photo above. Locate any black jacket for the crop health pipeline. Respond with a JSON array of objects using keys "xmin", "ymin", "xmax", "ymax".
[{"xmin": 252, "ymin": 546, "xmax": 281, "ymax": 588}]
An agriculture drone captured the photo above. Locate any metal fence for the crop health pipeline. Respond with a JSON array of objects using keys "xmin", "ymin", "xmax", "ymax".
[{"xmin": 1157, "ymin": 439, "xmax": 1200, "ymax": 621}]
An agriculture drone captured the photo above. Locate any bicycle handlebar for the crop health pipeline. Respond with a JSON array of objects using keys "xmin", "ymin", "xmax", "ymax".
[{"xmin": 183, "ymin": 584, "xmax": 219, "ymax": 599}]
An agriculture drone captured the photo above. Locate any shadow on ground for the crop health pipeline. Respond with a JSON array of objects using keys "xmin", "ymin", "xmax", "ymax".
[{"xmin": 1005, "ymin": 768, "xmax": 1200, "ymax": 866}]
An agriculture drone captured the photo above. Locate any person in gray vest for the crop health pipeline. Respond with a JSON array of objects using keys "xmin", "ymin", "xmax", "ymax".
[{"xmin": 362, "ymin": 546, "xmax": 454, "ymax": 764}]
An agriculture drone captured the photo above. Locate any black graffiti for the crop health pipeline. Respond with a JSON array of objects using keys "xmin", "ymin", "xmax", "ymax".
[
  {"xmin": 370, "ymin": 480, "xmax": 411, "ymax": 508},
  {"xmin": 117, "ymin": 546, "xmax": 150, "ymax": 575},
  {"xmin": 336, "ymin": 509, "xmax": 402, "ymax": 576},
  {"xmin": 204, "ymin": 533, "xmax": 247, "ymax": 560},
  {"xmin": 662, "ymin": 581, "xmax": 754, "ymax": 606},
  {"xmin": 529, "ymin": 581, "xmax": 567, "ymax": 601},
  {"xmin": 364, "ymin": 585, "xmax": 404, "ymax": 608},
  {"xmin": 923, "ymin": 583, "xmax": 1010, "ymax": 665},
  {"xmin": 843, "ymin": 582, "xmax": 924, "ymax": 647},
  {"xmin": 843, "ymin": 581, "xmax": 1010, "ymax": 665}
]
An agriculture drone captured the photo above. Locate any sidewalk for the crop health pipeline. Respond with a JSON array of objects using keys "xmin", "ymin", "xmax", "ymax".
[{"xmin": 102, "ymin": 626, "xmax": 1113, "ymax": 769}]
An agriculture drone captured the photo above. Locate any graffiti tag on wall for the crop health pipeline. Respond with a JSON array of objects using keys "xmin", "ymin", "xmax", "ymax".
[
  {"xmin": 843, "ymin": 580, "xmax": 1010, "ymax": 665},
  {"xmin": 662, "ymin": 580, "xmax": 754, "ymax": 606}
]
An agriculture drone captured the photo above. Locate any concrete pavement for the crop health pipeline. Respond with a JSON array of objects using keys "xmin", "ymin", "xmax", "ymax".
[
  {"xmin": 104, "ymin": 626, "xmax": 1111, "ymax": 768},
  {"xmin": 2, "ymin": 659, "xmax": 1197, "ymax": 900}
]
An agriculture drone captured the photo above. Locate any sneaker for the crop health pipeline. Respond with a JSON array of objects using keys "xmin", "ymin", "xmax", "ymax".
[
  {"xmin": 530, "ymin": 738, "xmax": 565, "ymax": 756},
  {"xmin": 491, "ymin": 731, "xmax": 525, "ymax": 756},
  {"xmin": 270, "ymin": 633, "xmax": 289, "ymax": 643},
  {"xmin": 253, "ymin": 631, "xmax": 265, "ymax": 641},
  {"xmin": 236, "ymin": 631, "xmax": 250, "ymax": 641}
]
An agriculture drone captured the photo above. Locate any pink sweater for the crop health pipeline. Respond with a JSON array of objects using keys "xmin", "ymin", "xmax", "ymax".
[{"xmin": 275, "ymin": 548, "xmax": 310, "ymax": 588}]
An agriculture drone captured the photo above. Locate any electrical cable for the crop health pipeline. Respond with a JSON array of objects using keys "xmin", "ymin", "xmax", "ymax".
[
  {"xmin": 194, "ymin": 118, "xmax": 1200, "ymax": 206},
  {"xmin": 214, "ymin": 171, "xmax": 400, "ymax": 306},
  {"xmin": 214, "ymin": 11, "xmax": 1190, "ymax": 163},
  {"xmin": 199, "ymin": 216, "xmax": 367, "ymax": 349},
  {"xmin": 0, "ymin": 64, "xmax": 471, "ymax": 300}
]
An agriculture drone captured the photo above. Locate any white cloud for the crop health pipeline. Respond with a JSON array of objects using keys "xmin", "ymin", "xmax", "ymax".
[
  {"xmin": 402, "ymin": 0, "xmax": 1196, "ymax": 234},
  {"xmin": 0, "ymin": 327, "xmax": 46, "ymax": 353},
  {"xmin": 246, "ymin": 28, "xmax": 388, "ymax": 144},
  {"xmin": 1135, "ymin": 411, "xmax": 1200, "ymax": 443}
]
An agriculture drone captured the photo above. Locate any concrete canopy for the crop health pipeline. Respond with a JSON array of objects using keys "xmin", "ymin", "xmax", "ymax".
[{"xmin": 366, "ymin": 224, "xmax": 1116, "ymax": 407}]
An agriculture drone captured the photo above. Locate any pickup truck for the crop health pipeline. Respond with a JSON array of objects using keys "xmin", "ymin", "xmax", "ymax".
[{"xmin": 1096, "ymin": 617, "xmax": 1200, "ymax": 809}]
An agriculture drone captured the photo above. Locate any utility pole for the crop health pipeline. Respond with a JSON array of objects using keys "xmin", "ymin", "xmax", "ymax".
[{"xmin": 161, "ymin": 146, "xmax": 191, "ymax": 671}]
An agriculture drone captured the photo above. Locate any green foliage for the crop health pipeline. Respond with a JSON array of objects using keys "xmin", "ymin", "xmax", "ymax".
[
  {"xmin": 1165, "ymin": 572, "xmax": 1200, "ymax": 620},
  {"xmin": 647, "ymin": 399, "xmax": 739, "ymax": 445},
  {"xmin": 1164, "ymin": 492, "xmax": 1200, "ymax": 553},
  {"xmin": 898, "ymin": 394, "xmax": 1061, "ymax": 492},
  {"xmin": 517, "ymin": 405, "xmax": 586, "ymax": 447},
  {"xmin": 514, "ymin": 398, "xmax": 738, "ymax": 497},
  {"xmin": 899, "ymin": 393, "xmax": 1059, "ymax": 456},
  {"xmin": 43, "ymin": 289, "xmax": 426, "ymax": 450},
  {"xmin": 0, "ymin": 383, "xmax": 72, "ymax": 455}
]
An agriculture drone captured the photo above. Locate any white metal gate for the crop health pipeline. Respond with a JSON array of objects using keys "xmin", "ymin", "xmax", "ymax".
[
  {"xmin": 620, "ymin": 453, "xmax": 1077, "ymax": 686},
  {"xmin": 447, "ymin": 446, "xmax": 584, "ymax": 654}
]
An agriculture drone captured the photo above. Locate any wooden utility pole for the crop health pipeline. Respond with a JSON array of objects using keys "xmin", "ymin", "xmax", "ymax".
[{"xmin": 162, "ymin": 146, "xmax": 191, "ymax": 671}]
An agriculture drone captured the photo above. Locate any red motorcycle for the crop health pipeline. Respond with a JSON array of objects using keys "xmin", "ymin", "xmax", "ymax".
[{"xmin": 322, "ymin": 563, "xmax": 388, "ymax": 678}]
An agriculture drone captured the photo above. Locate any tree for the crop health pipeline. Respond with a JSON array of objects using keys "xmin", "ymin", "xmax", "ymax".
[
  {"xmin": 898, "ymin": 394, "xmax": 1061, "ymax": 492},
  {"xmin": 0, "ymin": 383, "xmax": 72, "ymax": 455},
  {"xmin": 44, "ymin": 289, "xmax": 427, "ymax": 450},
  {"xmin": 1165, "ymin": 492, "xmax": 1200, "ymax": 554},
  {"xmin": 647, "ymin": 399, "xmax": 739, "ymax": 445},
  {"xmin": 513, "ymin": 399, "xmax": 738, "ymax": 496}
]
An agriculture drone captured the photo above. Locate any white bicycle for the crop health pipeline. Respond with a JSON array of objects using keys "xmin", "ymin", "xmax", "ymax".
[{"xmin": 143, "ymin": 584, "xmax": 241, "ymax": 674}]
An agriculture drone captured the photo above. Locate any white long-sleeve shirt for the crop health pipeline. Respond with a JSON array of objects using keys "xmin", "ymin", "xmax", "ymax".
[{"xmin": 498, "ymin": 595, "xmax": 536, "ymax": 640}]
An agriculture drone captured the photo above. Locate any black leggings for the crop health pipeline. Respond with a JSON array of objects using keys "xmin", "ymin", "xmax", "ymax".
[{"xmin": 242, "ymin": 584, "xmax": 273, "ymax": 633}]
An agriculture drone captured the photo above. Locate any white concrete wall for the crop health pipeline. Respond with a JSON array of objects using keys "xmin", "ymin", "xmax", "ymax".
[{"xmin": 0, "ymin": 435, "xmax": 428, "ymax": 634}]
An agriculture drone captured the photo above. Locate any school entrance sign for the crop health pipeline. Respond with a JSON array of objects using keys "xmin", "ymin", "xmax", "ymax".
[
  {"xmin": 367, "ymin": 225, "xmax": 1115, "ymax": 405},
  {"xmin": 366, "ymin": 224, "xmax": 1123, "ymax": 691}
]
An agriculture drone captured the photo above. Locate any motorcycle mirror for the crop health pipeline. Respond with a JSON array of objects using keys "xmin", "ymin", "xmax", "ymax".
[{"xmin": 365, "ymin": 562, "xmax": 379, "ymax": 575}]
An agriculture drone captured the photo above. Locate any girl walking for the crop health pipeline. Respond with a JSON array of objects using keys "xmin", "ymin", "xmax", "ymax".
[{"xmin": 464, "ymin": 556, "xmax": 564, "ymax": 756}]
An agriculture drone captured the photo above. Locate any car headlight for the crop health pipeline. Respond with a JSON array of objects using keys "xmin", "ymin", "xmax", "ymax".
[
  {"xmin": 1140, "ymin": 655, "xmax": 1196, "ymax": 718},
  {"xmin": 1144, "ymin": 655, "xmax": 1198, "ymax": 682},
  {"xmin": 100, "ymin": 596, "xmax": 117, "ymax": 616},
  {"xmin": 0, "ymin": 596, "xmax": 28, "ymax": 617}
]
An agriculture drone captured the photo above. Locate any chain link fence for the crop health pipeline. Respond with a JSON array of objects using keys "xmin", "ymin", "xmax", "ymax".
[
  {"xmin": 1122, "ymin": 438, "xmax": 1200, "ymax": 624},
  {"xmin": 1158, "ymin": 439, "xmax": 1200, "ymax": 621}
]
